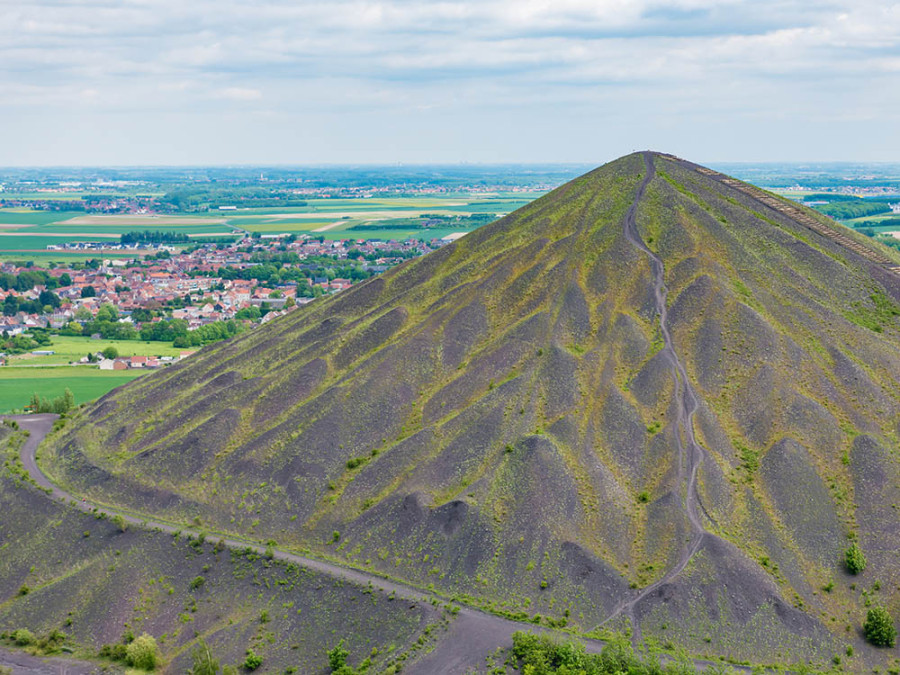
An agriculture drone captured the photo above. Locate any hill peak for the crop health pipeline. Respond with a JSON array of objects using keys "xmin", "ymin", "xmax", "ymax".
[{"xmin": 46, "ymin": 152, "xmax": 900, "ymax": 664}]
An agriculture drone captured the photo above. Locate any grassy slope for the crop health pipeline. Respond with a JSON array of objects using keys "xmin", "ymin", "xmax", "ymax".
[
  {"xmin": 0, "ymin": 426, "xmax": 445, "ymax": 672},
  {"xmin": 42, "ymin": 154, "xmax": 900, "ymax": 667}
]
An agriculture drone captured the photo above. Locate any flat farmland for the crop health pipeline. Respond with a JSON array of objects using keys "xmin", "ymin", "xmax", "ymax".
[
  {"xmin": 7, "ymin": 336, "xmax": 183, "ymax": 367},
  {"xmin": 0, "ymin": 366, "xmax": 144, "ymax": 412},
  {"xmin": 222, "ymin": 193, "xmax": 543, "ymax": 239},
  {"xmin": 0, "ymin": 192, "xmax": 546, "ymax": 258}
]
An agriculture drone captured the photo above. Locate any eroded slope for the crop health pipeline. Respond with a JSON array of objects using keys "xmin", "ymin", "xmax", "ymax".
[{"xmin": 44, "ymin": 153, "xmax": 900, "ymax": 665}]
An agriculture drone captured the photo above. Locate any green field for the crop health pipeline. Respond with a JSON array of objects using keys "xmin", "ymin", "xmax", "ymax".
[
  {"xmin": 8, "ymin": 336, "xmax": 183, "ymax": 366},
  {"xmin": 0, "ymin": 193, "xmax": 545, "ymax": 259},
  {"xmin": 0, "ymin": 210, "xmax": 85, "ymax": 225},
  {"xmin": 0, "ymin": 366, "xmax": 144, "ymax": 412}
]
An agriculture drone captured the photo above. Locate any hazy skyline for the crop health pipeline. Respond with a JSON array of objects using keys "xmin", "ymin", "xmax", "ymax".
[{"xmin": 2, "ymin": 0, "xmax": 898, "ymax": 166}]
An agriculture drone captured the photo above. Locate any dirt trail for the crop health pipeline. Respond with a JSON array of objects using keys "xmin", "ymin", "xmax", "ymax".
[
  {"xmin": 598, "ymin": 152, "xmax": 713, "ymax": 645},
  {"xmin": 8, "ymin": 415, "xmax": 604, "ymax": 672}
]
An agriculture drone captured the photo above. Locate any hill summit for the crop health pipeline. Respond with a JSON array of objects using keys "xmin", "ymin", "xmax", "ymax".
[{"xmin": 46, "ymin": 152, "xmax": 900, "ymax": 662}]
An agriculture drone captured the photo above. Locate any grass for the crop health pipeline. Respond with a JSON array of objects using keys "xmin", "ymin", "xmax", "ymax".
[
  {"xmin": 0, "ymin": 210, "xmax": 85, "ymax": 225},
  {"xmin": 0, "ymin": 366, "xmax": 144, "ymax": 411},
  {"xmin": 7, "ymin": 336, "xmax": 182, "ymax": 366}
]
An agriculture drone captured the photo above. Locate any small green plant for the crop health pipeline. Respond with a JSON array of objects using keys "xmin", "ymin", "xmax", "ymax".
[
  {"xmin": 17, "ymin": 584, "xmax": 29, "ymax": 596},
  {"xmin": 112, "ymin": 514, "xmax": 128, "ymax": 532},
  {"xmin": 189, "ymin": 576, "xmax": 206, "ymax": 591},
  {"xmin": 637, "ymin": 491, "xmax": 650, "ymax": 504},
  {"xmin": 191, "ymin": 640, "xmax": 219, "ymax": 675},
  {"xmin": 242, "ymin": 649, "xmax": 263, "ymax": 671},
  {"xmin": 845, "ymin": 542, "xmax": 867, "ymax": 574},
  {"xmin": 125, "ymin": 633, "xmax": 159, "ymax": 670},
  {"xmin": 864, "ymin": 606, "xmax": 897, "ymax": 647},
  {"xmin": 327, "ymin": 640, "xmax": 349, "ymax": 671}
]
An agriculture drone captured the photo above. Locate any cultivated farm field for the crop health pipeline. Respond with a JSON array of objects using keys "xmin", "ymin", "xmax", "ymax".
[
  {"xmin": 0, "ymin": 366, "xmax": 143, "ymax": 412},
  {"xmin": 0, "ymin": 192, "xmax": 543, "ymax": 260}
]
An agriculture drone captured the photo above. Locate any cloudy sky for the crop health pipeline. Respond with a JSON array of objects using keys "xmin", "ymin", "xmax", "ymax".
[{"xmin": 2, "ymin": 0, "xmax": 898, "ymax": 165}]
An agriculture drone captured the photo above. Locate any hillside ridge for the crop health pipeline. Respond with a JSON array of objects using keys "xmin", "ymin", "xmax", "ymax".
[{"xmin": 41, "ymin": 152, "xmax": 900, "ymax": 666}]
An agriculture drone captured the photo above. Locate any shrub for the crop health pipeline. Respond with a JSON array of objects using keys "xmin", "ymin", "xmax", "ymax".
[
  {"xmin": 17, "ymin": 584, "xmax": 29, "ymax": 596},
  {"xmin": 328, "ymin": 640, "xmax": 349, "ymax": 670},
  {"xmin": 112, "ymin": 514, "xmax": 128, "ymax": 532},
  {"xmin": 125, "ymin": 633, "xmax": 159, "ymax": 670},
  {"xmin": 845, "ymin": 542, "xmax": 867, "ymax": 574},
  {"xmin": 13, "ymin": 628, "xmax": 34, "ymax": 646},
  {"xmin": 242, "ymin": 649, "xmax": 263, "ymax": 671},
  {"xmin": 864, "ymin": 606, "xmax": 897, "ymax": 647},
  {"xmin": 189, "ymin": 576, "xmax": 206, "ymax": 591}
]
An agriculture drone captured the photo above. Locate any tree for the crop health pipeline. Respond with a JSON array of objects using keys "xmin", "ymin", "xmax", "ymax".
[
  {"xmin": 39, "ymin": 289, "xmax": 61, "ymax": 309},
  {"xmin": 125, "ymin": 633, "xmax": 159, "ymax": 670},
  {"xmin": 864, "ymin": 606, "xmax": 897, "ymax": 647},
  {"xmin": 102, "ymin": 346, "xmax": 119, "ymax": 360},
  {"xmin": 61, "ymin": 388, "xmax": 75, "ymax": 414},
  {"xmin": 191, "ymin": 640, "xmax": 219, "ymax": 675},
  {"xmin": 59, "ymin": 273, "xmax": 72, "ymax": 287},
  {"xmin": 96, "ymin": 304, "xmax": 118, "ymax": 322},
  {"xmin": 845, "ymin": 542, "xmax": 867, "ymax": 574},
  {"xmin": 81, "ymin": 285, "xmax": 96, "ymax": 298}
]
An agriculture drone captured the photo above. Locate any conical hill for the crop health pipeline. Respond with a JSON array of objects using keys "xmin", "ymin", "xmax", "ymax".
[{"xmin": 45, "ymin": 152, "xmax": 900, "ymax": 662}]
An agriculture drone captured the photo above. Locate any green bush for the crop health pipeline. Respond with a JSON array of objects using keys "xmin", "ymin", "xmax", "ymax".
[
  {"xmin": 328, "ymin": 640, "xmax": 349, "ymax": 671},
  {"xmin": 189, "ymin": 575, "xmax": 206, "ymax": 591},
  {"xmin": 12, "ymin": 628, "xmax": 34, "ymax": 646},
  {"xmin": 511, "ymin": 631, "xmax": 699, "ymax": 674},
  {"xmin": 125, "ymin": 633, "xmax": 159, "ymax": 670},
  {"xmin": 242, "ymin": 649, "xmax": 263, "ymax": 671},
  {"xmin": 845, "ymin": 542, "xmax": 867, "ymax": 574},
  {"xmin": 864, "ymin": 606, "xmax": 897, "ymax": 647}
]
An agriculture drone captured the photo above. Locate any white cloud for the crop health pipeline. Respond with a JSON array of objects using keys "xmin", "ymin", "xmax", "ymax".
[
  {"xmin": 0, "ymin": 0, "xmax": 897, "ymax": 163},
  {"xmin": 217, "ymin": 87, "xmax": 263, "ymax": 101}
]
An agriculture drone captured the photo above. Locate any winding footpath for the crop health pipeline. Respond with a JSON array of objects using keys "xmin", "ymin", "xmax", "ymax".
[
  {"xmin": 4, "ymin": 167, "xmax": 748, "ymax": 669},
  {"xmin": 599, "ymin": 152, "xmax": 714, "ymax": 644}
]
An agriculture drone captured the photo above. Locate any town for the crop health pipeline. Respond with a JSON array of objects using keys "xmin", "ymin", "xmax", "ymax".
[{"xmin": 0, "ymin": 233, "xmax": 450, "ymax": 365}]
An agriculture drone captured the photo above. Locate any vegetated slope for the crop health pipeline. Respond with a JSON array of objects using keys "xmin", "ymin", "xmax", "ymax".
[
  {"xmin": 45, "ymin": 153, "xmax": 900, "ymax": 666},
  {"xmin": 0, "ymin": 424, "xmax": 443, "ymax": 672}
]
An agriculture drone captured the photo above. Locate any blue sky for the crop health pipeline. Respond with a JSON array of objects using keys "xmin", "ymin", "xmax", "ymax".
[{"xmin": 2, "ymin": 0, "xmax": 898, "ymax": 165}]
